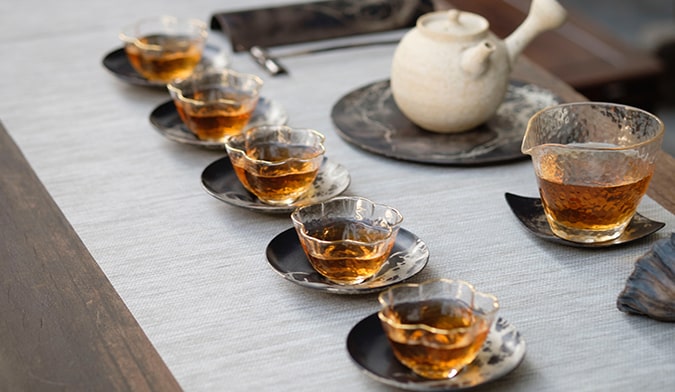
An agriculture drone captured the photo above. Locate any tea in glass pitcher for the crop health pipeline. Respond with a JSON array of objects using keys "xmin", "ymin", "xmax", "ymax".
[{"xmin": 522, "ymin": 102, "xmax": 664, "ymax": 243}]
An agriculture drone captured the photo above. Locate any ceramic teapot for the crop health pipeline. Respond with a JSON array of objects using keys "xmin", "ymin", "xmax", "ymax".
[{"xmin": 390, "ymin": 0, "xmax": 567, "ymax": 133}]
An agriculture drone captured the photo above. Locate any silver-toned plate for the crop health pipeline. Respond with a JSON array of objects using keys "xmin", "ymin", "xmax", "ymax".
[
  {"xmin": 505, "ymin": 193, "xmax": 665, "ymax": 248},
  {"xmin": 201, "ymin": 156, "xmax": 350, "ymax": 214},
  {"xmin": 347, "ymin": 314, "xmax": 526, "ymax": 391},
  {"xmin": 102, "ymin": 45, "xmax": 228, "ymax": 87},
  {"xmin": 331, "ymin": 79, "xmax": 561, "ymax": 165},
  {"xmin": 149, "ymin": 97, "xmax": 288, "ymax": 149},
  {"xmin": 266, "ymin": 227, "xmax": 428, "ymax": 294}
]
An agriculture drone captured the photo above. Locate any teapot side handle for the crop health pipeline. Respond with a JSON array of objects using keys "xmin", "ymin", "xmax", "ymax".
[{"xmin": 504, "ymin": 0, "xmax": 567, "ymax": 66}]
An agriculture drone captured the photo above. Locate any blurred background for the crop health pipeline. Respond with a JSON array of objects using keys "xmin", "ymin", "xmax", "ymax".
[{"xmin": 560, "ymin": 0, "xmax": 675, "ymax": 155}]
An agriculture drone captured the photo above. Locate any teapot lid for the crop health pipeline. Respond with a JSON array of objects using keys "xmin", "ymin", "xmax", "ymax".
[{"xmin": 418, "ymin": 10, "xmax": 489, "ymax": 40}]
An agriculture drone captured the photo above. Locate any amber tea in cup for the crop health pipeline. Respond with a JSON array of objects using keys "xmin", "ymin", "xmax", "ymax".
[
  {"xmin": 378, "ymin": 279, "xmax": 499, "ymax": 379},
  {"xmin": 168, "ymin": 69, "xmax": 263, "ymax": 142},
  {"xmin": 291, "ymin": 197, "xmax": 403, "ymax": 285},
  {"xmin": 226, "ymin": 125, "xmax": 325, "ymax": 205},
  {"xmin": 522, "ymin": 102, "xmax": 664, "ymax": 243},
  {"xmin": 120, "ymin": 16, "xmax": 207, "ymax": 83}
]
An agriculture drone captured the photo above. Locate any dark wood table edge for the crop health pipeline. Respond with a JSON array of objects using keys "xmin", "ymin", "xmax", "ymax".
[{"xmin": 0, "ymin": 121, "xmax": 182, "ymax": 391}]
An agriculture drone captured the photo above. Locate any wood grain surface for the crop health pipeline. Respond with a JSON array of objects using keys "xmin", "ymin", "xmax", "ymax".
[{"xmin": 0, "ymin": 122, "xmax": 182, "ymax": 391}]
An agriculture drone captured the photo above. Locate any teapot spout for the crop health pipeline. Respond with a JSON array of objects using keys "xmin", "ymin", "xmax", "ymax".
[
  {"xmin": 505, "ymin": 0, "xmax": 567, "ymax": 65},
  {"xmin": 460, "ymin": 40, "xmax": 496, "ymax": 77}
]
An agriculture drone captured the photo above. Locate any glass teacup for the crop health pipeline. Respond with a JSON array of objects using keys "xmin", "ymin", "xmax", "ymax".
[
  {"xmin": 168, "ymin": 69, "xmax": 263, "ymax": 142},
  {"xmin": 522, "ymin": 102, "xmax": 664, "ymax": 243},
  {"xmin": 226, "ymin": 125, "xmax": 325, "ymax": 205},
  {"xmin": 291, "ymin": 196, "xmax": 403, "ymax": 284},
  {"xmin": 378, "ymin": 279, "xmax": 499, "ymax": 379},
  {"xmin": 120, "ymin": 16, "xmax": 208, "ymax": 83}
]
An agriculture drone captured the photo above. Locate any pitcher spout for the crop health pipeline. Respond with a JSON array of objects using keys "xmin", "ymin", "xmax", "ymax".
[{"xmin": 505, "ymin": 0, "xmax": 567, "ymax": 66}]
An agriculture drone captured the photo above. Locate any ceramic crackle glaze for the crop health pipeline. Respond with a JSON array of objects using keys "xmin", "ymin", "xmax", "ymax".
[{"xmin": 617, "ymin": 233, "xmax": 675, "ymax": 322}]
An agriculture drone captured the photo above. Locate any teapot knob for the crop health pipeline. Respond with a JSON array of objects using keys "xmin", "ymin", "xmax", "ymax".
[{"xmin": 447, "ymin": 9, "xmax": 460, "ymax": 24}]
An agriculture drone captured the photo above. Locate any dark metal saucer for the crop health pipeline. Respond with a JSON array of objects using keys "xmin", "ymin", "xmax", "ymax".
[
  {"xmin": 331, "ymin": 79, "xmax": 561, "ymax": 165},
  {"xmin": 266, "ymin": 228, "xmax": 428, "ymax": 294},
  {"xmin": 201, "ymin": 157, "xmax": 350, "ymax": 214},
  {"xmin": 149, "ymin": 97, "xmax": 288, "ymax": 149},
  {"xmin": 505, "ymin": 193, "xmax": 666, "ymax": 248},
  {"xmin": 102, "ymin": 45, "xmax": 227, "ymax": 87},
  {"xmin": 346, "ymin": 313, "xmax": 526, "ymax": 390}
]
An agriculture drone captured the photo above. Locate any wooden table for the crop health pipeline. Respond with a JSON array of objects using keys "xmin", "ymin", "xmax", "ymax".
[
  {"xmin": 451, "ymin": 0, "xmax": 665, "ymax": 111},
  {"xmin": 1, "ymin": 1, "xmax": 674, "ymax": 390}
]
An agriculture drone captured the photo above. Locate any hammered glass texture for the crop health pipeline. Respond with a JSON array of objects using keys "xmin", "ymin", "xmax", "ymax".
[{"xmin": 522, "ymin": 102, "xmax": 664, "ymax": 160}]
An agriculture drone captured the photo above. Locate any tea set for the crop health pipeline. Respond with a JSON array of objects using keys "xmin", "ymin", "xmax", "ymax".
[
  {"xmin": 101, "ymin": 0, "xmax": 668, "ymax": 388},
  {"xmin": 390, "ymin": 0, "xmax": 566, "ymax": 133}
]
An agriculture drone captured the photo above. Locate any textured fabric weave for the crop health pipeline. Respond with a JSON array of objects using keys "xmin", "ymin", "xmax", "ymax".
[{"xmin": 1, "ymin": 1, "xmax": 673, "ymax": 391}]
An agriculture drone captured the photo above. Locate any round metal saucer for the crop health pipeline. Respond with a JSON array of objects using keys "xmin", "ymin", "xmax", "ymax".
[
  {"xmin": 346, "ymin": 313, "xmax": 526, "ymax": 390},
  {"xmin": 266, "ymin": 227, "xmax": 428, "ymax": 294},
  {"xmin": 331, "ymin": 79, "xmax": 561, "ymax": 165},
  {"xmin": 201, "ymin": 157, "xmax": 350, "ymax": 214},
  {"xmin": 102, "ymin": 45, "xmax": 228, "ymax": 87},
  {"xmin": 149, "ymin": 97, "xmax": 288, "ymax": 149}
]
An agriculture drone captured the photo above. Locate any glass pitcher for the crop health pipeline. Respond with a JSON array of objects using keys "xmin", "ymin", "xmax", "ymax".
[{"xmin": 521, "ymin": 102, "xmax": 664, "ymax": 243}]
